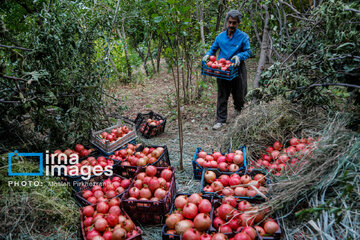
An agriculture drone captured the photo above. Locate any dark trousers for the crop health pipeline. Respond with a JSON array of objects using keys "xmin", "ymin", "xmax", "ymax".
[{"xmin": 216, "ymin": 61, "xmax": 247, "ymax": 123}]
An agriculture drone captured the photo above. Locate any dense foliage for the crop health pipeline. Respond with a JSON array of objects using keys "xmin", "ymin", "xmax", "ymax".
[{"xmin": 253, "ymin": 1, "xmax": 360, "ymax": 112}]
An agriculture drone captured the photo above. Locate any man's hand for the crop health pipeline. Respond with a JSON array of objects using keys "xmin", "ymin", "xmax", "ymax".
[
  {"xmin": 231, "ymin": 55, "xmax": 240, "ymax": 67},
  {"xmin": 202, "ymin": 55, "xmax": 210, "ymax": 62}
]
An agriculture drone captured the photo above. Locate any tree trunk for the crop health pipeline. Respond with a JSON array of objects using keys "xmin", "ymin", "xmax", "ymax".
[
  {"xmin": 117, "ymin": 24, "xmax": 132, "ymax": 82},
  {"xmin": 156, "ymin": 37, "xmax": 163, "ymax": 73},
  {"xmin": 216, "ymin": 0, "xmax": 224, "ymax": 32},
  {"xmin": 147, "ymin": 32, "xmax": 156, "ymax": 74},
  {"xmin": 197, "ymin": 0, "xmax": 206, "ymax": 54},
  {"xmin": 253, "ymin": 4, "xmax": 270, "ymax": 90},
  {"xmin": 136, "ymin": 48, "xmax": 149, "ymax": 77}
]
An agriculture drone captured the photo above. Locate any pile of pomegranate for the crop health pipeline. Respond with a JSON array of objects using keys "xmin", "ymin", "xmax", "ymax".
[
  {"xmin": 78, "ymin": 176, "xmax": 131, "ymax": 204},
  {"xmin": 204, "ymin": 56, "xmax": 235, "ymax": 76},
  {"xmin": 65, "ymin": 156, "xmax": 115, "ymax": 176},
  {"xmin": 202, "ymin": 171, "xmax": 268, "ymax": 198},
  {"xmin": 212, "ymin": 198, "xmax": 279, "ymax": 239},
  {"xmin": 81, "ymin": 201, "xmax": 141, "ymax": 240},
  {"xmin": 98, "ymin": 125, "xmax": 132, "ymax": 144},
  {"xmin": 124, "ymin": 166, "xmax": 173, "ymax": 201},
  {"xmin": 109, "ymin": 144, "xmax": 165, "ymax": 167},
  {"xmin": 165, "ymin": 193, "xmax": 213, "ymax": 240},
  {"xmin": 52, "ymin": 144, "xmax": 95, "ymax": 159},
  {"xmin": 248, "ymin": 137, "xmax": 317, "ymax": 176},
  {"xmin": 195, "ymin": 149, "xmax": 245, "ymax": 172},
  {"xmin": 139, "ymin": 118, "xmax": 165, "ymax": 136}
]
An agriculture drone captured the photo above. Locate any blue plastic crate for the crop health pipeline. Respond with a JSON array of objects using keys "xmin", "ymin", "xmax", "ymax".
[
  {"xmin": 192, "ymin": 146, "xmax": 247, "ymax": 180},
  {"xmin": 200, "ymin": 168, "xmax": 271, "ymax": 201},
  {"xmin": 201, "ymin": 61, "xmax": 239, "ymax": 80}
]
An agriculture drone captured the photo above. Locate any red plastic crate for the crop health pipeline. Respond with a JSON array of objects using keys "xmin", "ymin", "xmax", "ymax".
[{"xmin": 121, "ymin": 167, "xmax": 176, "ymax": 225}]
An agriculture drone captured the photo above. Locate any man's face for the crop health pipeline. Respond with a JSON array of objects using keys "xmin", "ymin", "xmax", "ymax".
[{"xmin": 227, "ymin": 16, "xmax": 239, "ymax": 34}]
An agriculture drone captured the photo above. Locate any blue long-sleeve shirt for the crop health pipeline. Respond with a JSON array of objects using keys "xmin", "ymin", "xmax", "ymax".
[{"xmin": 206, "ymin": 29, "xmax": 251, "ymax": 61}]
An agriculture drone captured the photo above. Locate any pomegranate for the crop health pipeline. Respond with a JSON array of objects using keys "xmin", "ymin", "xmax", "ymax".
[
  {"xmin": 194, "ymin": 213, "xmax": 211, "ymax": 231},
  {"xmin": 264, "ymin": 220, "xmax": 279, "ymax": 234},
  {"xmin": 220, "ymin": 224, "xmax": 232, "ymax": 233},
  {"xmin": 266, "ymin": 146, "xmax": 274, "ymax": 153},
  {"xmin": 222, "ymin": 196, "xmax": 237, "ymax": 208},
  {"xmin": 102, "ymin": 231, "xmax": 112, "ymax": 240},
  {"xmin": 84, "ymin": 217, "xmax": 93, "ymax": 227},
  {"xmin": 183, "ymin": 229, "xmax": 201, "ymax": 240},
  {"xmin": 129, "ymin": 187, "xmax": 140, "ymax": 198},
  {"xmin": 183, "ymin": 203, "xmax": 198, "ymax": 219},
  {"xmin": 200, "ymin": 233, "xmax": 212, "ymax": 240},
  {"xmin": 148, "ymin": 178, "xmax": 160, "ymax": 192},
  {"xmin": 204, "ymin": 171, "xmax": 216, "ymax": 183},
  {"xmin": 218, "ymin": 162, "xmax": 228, "ymax": 171},
  {"xmin": 140, "ymin": 187, "xmax": 152, "ymax": 199},
  {"xmin": 83, "ymin": 206, "xmax": 94, "ymax": 217},
  {"xmin": 229, "ymin": 164, "xmax": 240, "ymax": 172},
  {"xmin": 239, "ymin": 213, "xmax": 255, "ymax": 227},
  {"xmin": 82, "ymin": 190, "xmax": 93, "ymax": 199},
  {"xmin": 213, "ymin": 216, "xmax": 225, "ymax": 228},
  {"xmin": 188, "ymin": 193, "xmax": 202, "ymax": 205},
  {"xmin": 145, "ymin": 165, "xmax": 157, "ymax": 177},
  {"xmin": 218, "ymin": 203, "xmax": 234, "ymax": 220},
  {"xmin": 198, "ymin": 199, "xmax": 212, "ymax": 213},
  {"xmin": 238, "ymin": 200, "xmax": 252, "ymax": 211},
  {"xmin": 228, "ymin": 218, "xmax": 240, "ymax": 230},
  {"xmin": 212, "ymin": 233, "xmax": 227, "ymax": 240},
  {"xmin": 174, "ymin": 195, "xmax": 188, "ymax": 209},
  {"xmin": 175, "ymin": 220, "xmax": 193, "ymax": 235},
  {"xmin": 112, "ymin": 228, "xmax": 127, "ymax": 240},
  {"xmin": 86, "ymin": 230, "xmax": 100, "ymax": 240},
  {"xmin": 241, "ymin": 226, "xmax": 257, "ymax": 240},
  {"xmin": 166, "ymin": 214, "xmax": 181, "ymax": 229},
  {"xmin": 234, "ymin": 187, "xmax": 247, "ymax": 196},
  {"xmin": 254, "ymin": 225, "xmax": 266, "ymax": 236},
  {"xmin": 233, "ymin": 154, "xmax": 244, "ymax": 165},
  {"xmin": 94, "ymin": 218, "xmax": 108, "ymax": 232},
  {"xmin": 211, "ymin": 181, "xmax": 224, "ymax": 192},
  {"xmin": 106, "ymin": 214, "xmax": 118, "ymax": 227},
  {"xmin": 240, "ymin": 175, "xmax": 251, "ymax": 184},
  {"xmin": 229, "ymin": 177, "xmax": 241, "ymax": 186},
  {"xmin": 217, "ymin": 156, "xmax": 226, "ymax": 163},
  {"xmin": 226, "ymin": 153, "xmax": 235, "ymax": 163},
  {"xmin": 198, "ymin": 151, "xmax": 207, "ymax": 159},
  {"xmin": 271, "ymin": 150, "xmax": 280, "ymax": 160},
  {"xmin": 234, "ymin": 232, "xmax": 251, "ymax": 240},
  {"xmin": 108, "ymin": 205, "xmax": 121, "ymax": 216},
  {"xmin": 154, "ymin": 188, "xmax": 167, "ymax": 200},
  {"xmin": 196, "ymin": 158, "xmax": 205, "ymax": 167},
  {"xmin": 290, "ymin": 137, "xmax": 300, "ymax": 146},
  {"xmin": 218, "ymin": 175, "xmax": 230, "ymax": 186},
  {"xmin": 222, "ymin": 187, "xmax": 234, "ymax": 196},
  {"xmin": 273, "ymin": 141, "xmax": 282, "ymax": 150},
  {"xmin": 254, "ymin": 174, "xmax": 266, "ymax": 185},
  {"xmin": 160, "ymin": 168, "xmax": 173, "ymax": 181},
  {"xmin": 203, "ymin": 185, "xmax": 214, "ymax": 192}
]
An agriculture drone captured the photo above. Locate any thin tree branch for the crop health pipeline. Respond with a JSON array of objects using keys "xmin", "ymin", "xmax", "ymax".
[
  {"xmin": 278, "ymin": 0, "xmax": 301, "ymax": 15},
  {"xmin": 345, "ymin": 8, "xmax": 360, "ymax": 14},
  {"xmin": 0, "ymin": 74, "xmax": 28, "ymax": 82},
  {"xmin": 0, "ymin": 44, "xmax": 33, "ymax": 51}
]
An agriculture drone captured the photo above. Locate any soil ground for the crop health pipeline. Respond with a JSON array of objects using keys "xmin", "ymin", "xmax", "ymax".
[{"xmin": 108, "ymin": 57, "xmax": 258, "ymax": 239}]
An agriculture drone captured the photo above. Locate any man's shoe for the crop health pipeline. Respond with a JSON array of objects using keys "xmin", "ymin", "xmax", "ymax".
[{"xmin": 212, "ymin": 122, "xmax": 226, "ymax": 130}]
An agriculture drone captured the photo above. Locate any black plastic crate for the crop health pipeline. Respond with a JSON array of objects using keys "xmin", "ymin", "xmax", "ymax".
[
  {"xmin": 74, "ymin": 174, "xmax": 131, "ymax": 206},
  {"xmin": 79, "ymin": 206, "xmax": 143, "ymax": 240},
  {"xmin": 134, "ymin": 111, "xmax": 166, "ymax": 139},
  {"xmin": 192, "ymin": 146, "xmax": 247, "ymax": 180},
  {"xmin": 121, "ymin": 167, "xmax": 176, "ymax": 225},
  {"xmin": 201, "ymin": 61, "xmax": 239, "ymax": 80},
  {"xmin": 114, "ymin": 145, "xmax": 171, "ymax": 178},
  {"xmin": 161, "ymin": 193, "xmax": 214, "ymax": 240},
  {"xmin": 200, "ymin": 168, "xmax": 271, "ymax": 201}
]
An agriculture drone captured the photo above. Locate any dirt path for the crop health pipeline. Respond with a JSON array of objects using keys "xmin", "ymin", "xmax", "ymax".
[{"xmin": 109, "ymin": 58, "xmax": 258, "ymax": 239}]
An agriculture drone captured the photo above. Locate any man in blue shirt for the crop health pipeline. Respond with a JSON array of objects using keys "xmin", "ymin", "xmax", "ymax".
[{"xmin": 203, "ymin": 10, "xmax": 251, "ymax": 130}]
